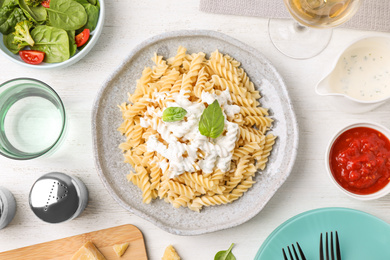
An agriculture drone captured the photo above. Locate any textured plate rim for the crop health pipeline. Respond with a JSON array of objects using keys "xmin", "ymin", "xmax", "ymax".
[{"xmin": 91, "ymin": 30, "xmax": 299, "ymax": 236}]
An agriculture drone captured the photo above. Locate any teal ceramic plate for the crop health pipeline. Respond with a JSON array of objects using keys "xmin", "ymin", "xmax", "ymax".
[{"xmin": 255, "ymin": 207, "xmax": 390, "ymax": 260}]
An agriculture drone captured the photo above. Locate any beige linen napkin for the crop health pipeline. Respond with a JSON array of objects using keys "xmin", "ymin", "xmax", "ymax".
[{"xmin": 200, "ymin": 0, "xmax": 390, "ymax": 32}]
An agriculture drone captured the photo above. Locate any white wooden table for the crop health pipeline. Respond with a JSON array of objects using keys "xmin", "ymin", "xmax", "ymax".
[{"xmin": 1, "ymin": 1, "xmax": 390, "ymax": 259}]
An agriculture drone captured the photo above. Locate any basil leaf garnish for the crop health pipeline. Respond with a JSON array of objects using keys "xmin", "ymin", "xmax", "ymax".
[
  {"xmin": 214, "ymin": 243, "xmax": 236, "ymax": 260},
  {"xmin": 199, "ymin": 99, "xmax": 225, "ymax": 139},
  {"xmin": 162, "ymin": 107, "xmax": 187, "ymax": 122}
]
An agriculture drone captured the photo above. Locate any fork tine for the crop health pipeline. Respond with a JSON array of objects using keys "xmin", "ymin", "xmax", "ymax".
[
  {"xmin": 283, "ymin": 243, "xmax": 306, "ymax": 260},
  {"xmin": 320, "ymin": 233, "xmax": 324, "ymax": 260},
  {"xmin": 292, "ymin": 244, "xmax": 299, "ymax": 259},
  {"xmin": 330, "ymin": 231, "xmax": 335, "ymax": 260},
  {"xmin": 320, "ymin": 231, "xmax": 341, "ymax": 260},
  {"xmin": 282, "ymin": 248, "xmax": 288, "ymax": 260},
  {"xmin": 288, "ymin": 246, "xmax": 294, "ymax": 260},
  {"xmin": 326, "ymin": 232, "xmax": 330, "ymax": 260},
  {"xmin": 335, "ymin": 231, "xmax": 341, "ymax": 260},
  {"xmin": 296, "ymin": 242, "xmax": 306, "ymax": 260}
]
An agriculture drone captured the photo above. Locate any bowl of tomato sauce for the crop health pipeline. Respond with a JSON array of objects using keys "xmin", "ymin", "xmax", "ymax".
[{"xmin": 326, "ymin": 122, "xmax": 390, "ymax": 200}]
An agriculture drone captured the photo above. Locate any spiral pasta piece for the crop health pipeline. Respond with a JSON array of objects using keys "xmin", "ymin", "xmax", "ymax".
[
  {"xmin": 190, "ymin": 194, "xmax": 231, "ymax": 212},
  {"xmin": 136, "ymin": 165, "xmax": 152, "ymax": 204},
  {"xmin": 160, "ymin": 69, "xmax": 180, "ymax": 93},
  {"xmin": 180, "ymin": 172, "xmax": 215, "ymax": 192},
  {"xmin": 239, "ymin": 126, "xmax": 262, "ymax": 143},
  {"xmin": 211, "ymin": 74, "xmax": 246, "ymax": 96},
  {"xmin": 172, "ymin": 195, "xmax": 192, "ymax": 209},
  {"xmin": 229, "ymin": 176, "xmax": 256, "ymax": 202},
  {"xmin": 232, "ymin": 142, "xmax": 261, "ymax": 160},
  {"xmin": 168, "ymin": 46, "xmax": 187, "ymax": 69},
  {"xmin": 130, "ymin": 67, "xmax": 153, "ymax": 103},
  {"xmin": 210, "ymin": 50, "xmax": 240, "ymax": 79},
  {"xmin": 244, "ymin": 116, "xmax": 274, "ymax": 128},
  {"xmin": 257, "ymin": 134, "xmax": 277, "ymax": 170},
  {"xmin": 240, "ymin": 106, "xmax": 269, "ymax": 117},
  {"xmin": 225, "ymin": 155, "xmax": 250, "ymax": 193},
  {"xmin": 166, "ymin": 180, "xmax": 195, "ymax": 197},
  {"xmin": 208, "ymin": 58, "xmax": 239, "ymax": 85}
]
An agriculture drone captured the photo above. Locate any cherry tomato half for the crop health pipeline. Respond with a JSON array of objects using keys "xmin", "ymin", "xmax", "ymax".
[
  {"xmin": 41, "ymin": 0, "xmax": 50, "ymax": 8},
  {"xmin": 75, "ymin": 29, "xmax": 90, "ymax": 47},
  {"xmin": 19, "ymin": 50, "xmax": 45, "ymax": 65}
]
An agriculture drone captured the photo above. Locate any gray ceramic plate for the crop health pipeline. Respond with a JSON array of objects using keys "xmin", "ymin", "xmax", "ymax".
[{"xmin": 92, "ymin": 30, "xmax": 299, "ymax": 236}]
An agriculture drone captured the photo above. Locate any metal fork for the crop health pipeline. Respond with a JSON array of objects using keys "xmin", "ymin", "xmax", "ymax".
[
  {"xmin": 320, "ymin": 231, "xmax": 341, "ymax": 260},
  {"xmin": 282, "ymin": 242, "xmax": 307, "ymax": 260}
]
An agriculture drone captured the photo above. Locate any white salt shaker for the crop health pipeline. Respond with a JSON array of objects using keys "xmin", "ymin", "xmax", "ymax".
[{"xmin": 0, "ymin": 186, "xmax": 17, "ymax": 230}]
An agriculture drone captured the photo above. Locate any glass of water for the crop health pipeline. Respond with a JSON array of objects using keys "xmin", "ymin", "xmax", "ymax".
[{"xmin": 0, "ymin": 78, "xmax": 66, "ymax": 160}]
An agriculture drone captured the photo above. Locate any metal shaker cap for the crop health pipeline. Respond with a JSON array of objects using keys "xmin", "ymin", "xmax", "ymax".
[
  {"xmin": 29, "ymin": 172, "xmax": 88, "ymax": 223},
  {"xmin": 0, "ymin": 186, "xmax": 16, "ymax": 230}
]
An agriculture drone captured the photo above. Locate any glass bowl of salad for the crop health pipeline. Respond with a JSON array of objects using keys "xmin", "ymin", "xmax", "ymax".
[{"xmin": 0, "ymin": 0, "xmax": 104, "ymax": 69}]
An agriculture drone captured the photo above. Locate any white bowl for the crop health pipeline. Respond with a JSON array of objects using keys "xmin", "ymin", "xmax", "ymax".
[
  {"xmin": 0, "ymin": 0, "xmax": 105, "ymax": 69},
  {"xmin": 316, "ymin": 36, "xmax": 390, "ymax": 113},
  {"xmin": 325, "ymin": 122, "xmax": 390, "ymax": 200}
]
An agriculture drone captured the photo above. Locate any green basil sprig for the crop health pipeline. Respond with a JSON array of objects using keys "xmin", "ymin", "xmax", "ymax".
[
  {"xmin": 199, "ymin": 99, "xmax": 225, "ymax": 139},
  {"xmin": 162, "ymin": 107, "xmax": 187, "ymax": 122},
  {"xmin": 214, "ymin": 243, "xmax": 236, "ymax": 260}
]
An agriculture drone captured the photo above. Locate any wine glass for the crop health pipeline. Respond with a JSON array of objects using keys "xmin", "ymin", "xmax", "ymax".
[{"xmin": 269, "ymin": 0, "xmax": 362, "ymax": 59}]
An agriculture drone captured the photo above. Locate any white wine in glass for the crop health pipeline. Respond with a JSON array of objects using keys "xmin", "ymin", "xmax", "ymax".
[
  {"xmin": 268, "ymin": 0, "xmax": 362, "ymax": 59},
  {"xmin": 286, "ymin": 0, "xmax": 362, "ymax": 28}
]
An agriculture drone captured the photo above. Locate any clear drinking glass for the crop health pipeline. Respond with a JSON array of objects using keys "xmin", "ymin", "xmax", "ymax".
[
  {"xmin": 0, "ymin": 78, "xmax": 66, "ymax": 160},
  {"xmin": 269, "ymin": 0, "xmax": 362, "ymax": 59}
]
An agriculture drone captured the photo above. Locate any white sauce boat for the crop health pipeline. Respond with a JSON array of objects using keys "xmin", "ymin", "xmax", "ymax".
[{"xmin": 316, "ymin": 36, "xmax": 390, "ymax": 113}]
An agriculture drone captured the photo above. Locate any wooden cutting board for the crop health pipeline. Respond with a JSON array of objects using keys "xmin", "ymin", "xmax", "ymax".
[{"xmin": 0, "ymin": 224, "xmax": 148, "ymax": 260}]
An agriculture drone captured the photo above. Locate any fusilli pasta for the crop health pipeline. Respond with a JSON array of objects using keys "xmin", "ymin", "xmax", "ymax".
[{"xmin": 118, "ymin": 46, "xmax": 277, "ymax": 212}]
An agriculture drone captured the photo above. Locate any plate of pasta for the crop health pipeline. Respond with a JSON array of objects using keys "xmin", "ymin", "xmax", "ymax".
[{"xmin": 92, "ymin": 30, "xmax": 299, "ymax": 235}]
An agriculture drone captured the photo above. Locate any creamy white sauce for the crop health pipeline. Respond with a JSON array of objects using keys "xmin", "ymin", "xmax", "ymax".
[
  {"xmin": 143, "ymin": 89, "xmax": 240, "ymax": 178},
  {"xmin": 159, "ymin": 159, "xmax": 169, "ymax": 173},
  {"xmin": 139, "ymin": 117, "xmax": 149, "ymax": 128},
  {"xmin": 329, "ymin": 41, "xmax": 390, "ymax": 101}
]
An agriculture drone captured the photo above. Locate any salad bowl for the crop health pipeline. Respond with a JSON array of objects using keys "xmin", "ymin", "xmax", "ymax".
[{"xmin": 0, "ymin": 0, "xmax": 105, "ymax": 69}]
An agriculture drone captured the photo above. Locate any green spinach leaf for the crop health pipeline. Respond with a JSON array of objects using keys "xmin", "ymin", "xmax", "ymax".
[
  {"xmin": 87, "ymin": 0, "xmax": 96, "ymax": 5},
  {"xmin": 214, "ymin": 244, "xmax": 236, "ymax": 260},
  {"xmin": 18, "ymin": 0, "xmax": 46, "ymax": 23},
  {"xmin": 3, "ymin": 33, "xmax": 27, "ymax": 53},
  {"xmin": 67, "ymin": 30, "xmax": 76, "ymax": 57},
  {"xmin": 72, "ymin": 0, "xmax": 89, "ymax": 4},
  {"xmin": 79, "ymin": 2, "xmax": 98, "ymax": 31},
  {"xmin": 0, "ymin": 0, "xmax": 16, "ymax": 8},
  {"xmin": 31, "ymin": 25, "xmax": 70, "ymax": 63},
  {"xmin": 0, "ymin": 3, "xmax": 17, "ymax": 27},
  {"xmin": 162, "ymin": 107, "xmax": 187, "ymax": 122},
  {"xmin": 199, "ymin": 99, "xmax": 225, "ymax": 139},
  {"xmin": 46, "ymin": 0, "xmax": 87, "ymax": 31},
  {"xmin": 0, "ymin": 7, "xmax": 25, "ymax": 34},
  {"xmin": 73, "ymin": 0, "xmax": 99, "ymax": 32}
]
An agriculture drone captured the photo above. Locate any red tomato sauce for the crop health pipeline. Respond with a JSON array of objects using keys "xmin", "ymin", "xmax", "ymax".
[{"xmin": 329, "ymin": 127, "xmax": 390, "ymax": 195}]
